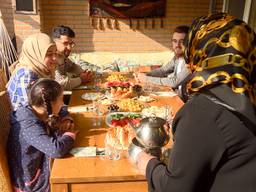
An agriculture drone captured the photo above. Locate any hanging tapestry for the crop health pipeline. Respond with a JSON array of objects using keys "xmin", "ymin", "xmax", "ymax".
[{"xmin": 89, "ymin": 0, "xmax": 166, "ymax": 19}]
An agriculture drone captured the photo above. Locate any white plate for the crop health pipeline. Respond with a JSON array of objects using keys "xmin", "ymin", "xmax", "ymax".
[
  {"xmin": 73, "ymin": 85, "xmax": 94, "ymax": 90},
  {"xmin": 105, "ymin": 112, "xmax": 141, "ymax": 127},
  {"xmin": 150, "ymin": 92, "xmax": 177, "ymax": 97},
  {"xmin": 141, "ymin": 106, "xmax": 169, "ymax": 119},
  {"xmin": 81, "ymin": 92, "xmax": 104, "ymax": 100},
  {"xmin": 98, "ymin": 98, "xmax": 113, "ymax": 105},
  {"xmin": 104, "ymin": 91, "xmax": 121, "ymax": 100},
  {"xmin": 68, "ymin": 104, "xmax": 94, "ymax": 113},
  {"xmin": 137, "ymin": 95, "xmax": 155, "ymax": 102}
]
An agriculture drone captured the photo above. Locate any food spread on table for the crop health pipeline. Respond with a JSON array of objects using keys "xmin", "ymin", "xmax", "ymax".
[
  {"xmin": 106, "ymin": 81, "xmax": 134, "ymax": 99},
  {"xmin": 98, "ymin": 98, "xmax": 113, "ymax": 105},
  {"xmin": 73, "ymin": 72, "xmax": 176, "ymax": 156},
  {"xmin": 106, "ymin": 112, "xmax": 142, "ymax": 127},
  {"xmin": 105, "ymin": 125, "xmax": 135, "ymax": 150},
  {"xmin": 106, "ymin": 73, "xmax": 127, "ymax": 82},
  {"xmin": 117, "ymin": 98, "xmax": 143, "ymax": 112},
  {"xmin": 141, "ymin": 106, "xmax": 168, "ymax": 119}
]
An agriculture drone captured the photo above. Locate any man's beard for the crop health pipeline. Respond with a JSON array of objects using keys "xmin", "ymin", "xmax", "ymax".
[
  {"xmin": 64, "ymin": 50, "xmax": 71, "ymax": 57},
  {"xmin": 174, "ymin": 48, "xmax": 183, "ymax": 57}
]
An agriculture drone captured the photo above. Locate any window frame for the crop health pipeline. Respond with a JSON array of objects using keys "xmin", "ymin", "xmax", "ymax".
[{"xmin": 14, "ymin": 0, "xmax": 37, "ymax": 15}]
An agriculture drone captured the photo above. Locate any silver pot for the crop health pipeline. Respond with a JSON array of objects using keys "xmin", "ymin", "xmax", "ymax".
[
  {"xmin": 128, "ymin": 138, "xmax": 144, "ymax": 164},
  {"xmin": 129, "ymin": 116, "xmax": 170, "ymax": 148},
  {"xmin": 128, "ymin": 138, "xmax": 163, "ymax": 164}
]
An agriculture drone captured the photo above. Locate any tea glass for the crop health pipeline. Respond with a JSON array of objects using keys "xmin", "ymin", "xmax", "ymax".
[
  {"xmin": 164, "ymin": 105, "xmax": 173, "ymax": 125},
  {"xmin": 100, "ymin": 137, "xmax": 121, "ymax": 161},
  {"xmin": 143, "ymin": 81, "xmax": 153, "ymax": 94}
]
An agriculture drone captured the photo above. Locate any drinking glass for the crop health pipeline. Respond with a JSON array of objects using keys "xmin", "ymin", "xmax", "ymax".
[
  {"xmin": 93, "ymin": 100, "xmax": 104, "ymax": 116},
  {"xmin": 105, "ymin": 142, "xmax": 120, "ymax": 160},
  {"xmin": 93, "ymin": 73, "xmax": 102, "ymax": 91},
  {"xmin": 144, "ymin": 81, "xmax": 153, "ymax": 94},
  {"xmin": 164, "ymin": 105, "xmax": 173, "ymax": 125},
  {"xmin": 100, "ymin": 137, "xmax": 120, "ymax": 160}
]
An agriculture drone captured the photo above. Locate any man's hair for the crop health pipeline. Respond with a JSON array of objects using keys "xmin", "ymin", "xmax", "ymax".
[
  {"xmin": 173, "ymin": 25, "xmax": 189, "ymax": 34},
  {"xmin": 52, "ymin": 25, "xmax": 75, "ymax": 39}
]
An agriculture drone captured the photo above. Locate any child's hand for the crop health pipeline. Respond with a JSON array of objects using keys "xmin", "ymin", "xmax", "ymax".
[{"xmin": 58, "ymin": 117, "xmax": 77, "ymax": 134}]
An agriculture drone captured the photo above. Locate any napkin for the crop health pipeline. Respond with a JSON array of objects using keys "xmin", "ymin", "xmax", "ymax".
[
  {"xmin": 70, "ymin": 147, "xmax": 105, "ymax": 157},
  {"xmin": 70, "ymin": 147, "xmax": 97, "ymax": 157}
]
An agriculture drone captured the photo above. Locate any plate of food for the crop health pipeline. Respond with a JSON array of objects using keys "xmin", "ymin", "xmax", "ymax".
[
  {"xmin": 137, "ymin": 95, "xmax": 156, "ymax": 103},
  {"xmin": 117, "ymin": 98, "xmax": 144, "ymax": 112},
  {"xmin": 105, "ymin": 81, "xmax": 133, "ymax": 99},
  {"xmin": 141, "ymin": 106, "xmax": 169, "ymax": 119},
  {"xmin": 97, "ymin": 98, "xmax": 113, "ymax": 105},
  {"xmin": 105, "ymin": 112, "xmax": 142, "ymax": 128},
  {"xmin": 105, "ymin": 82, "xmax": 143, "ymax": 100},
  {"xmin": 81, "ymin": 92, "xmax": 104, "ymax": 100},
  {"xmin": 150, "ymin": 91, "xmax": 177, "ymax": 97},
  {"xmin": 106, "ymin": 73, "xmax": 127, "ymax": 82},
  {"xmin": 105, "ymin": 126, "xmax": 134, "ymax": 150}
]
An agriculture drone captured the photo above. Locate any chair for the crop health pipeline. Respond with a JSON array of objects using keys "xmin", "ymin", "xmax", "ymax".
[
  {"xmin": 0, "ymin": 69, "xmax": 7, "ymax": 92},
  {"xmin": 0, "ymin": 91, "xmax": 13, "ymax": 192}
]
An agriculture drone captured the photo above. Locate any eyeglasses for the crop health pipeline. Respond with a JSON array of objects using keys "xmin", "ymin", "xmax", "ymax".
[{"xmin": 56, "ymin": 39, "xmax": 76, "ymax": 48}]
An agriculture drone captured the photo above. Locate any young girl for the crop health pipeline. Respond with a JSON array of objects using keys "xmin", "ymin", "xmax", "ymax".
[{"xmin": 7, "ymin": 78, "xmax": 77, "ymax": 192}]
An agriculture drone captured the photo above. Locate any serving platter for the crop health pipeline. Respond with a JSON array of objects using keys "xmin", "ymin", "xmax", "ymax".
[
  {"xmin": 105, "ymin": 112, "xmax": 142, "ymax": 128},
  {"xmin": 81, "ymin": 92, "xmax": 104, "ymax": 100},
  {"xmin": 150, "ymin": 91, "xmax": 177, "ymax": 97}
]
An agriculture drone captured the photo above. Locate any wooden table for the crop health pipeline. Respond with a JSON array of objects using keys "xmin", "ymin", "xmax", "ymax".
[{"xmin": 50, "ymin": 82, "xmax": 184, "ymax": 192}]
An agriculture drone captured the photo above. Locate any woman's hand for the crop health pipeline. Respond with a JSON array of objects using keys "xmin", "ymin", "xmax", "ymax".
[
  {"xmin": 80, "ymin": 70, "xmax": 94, "ymax": 83},
  {"xmin": 136, "ymin": 151, "xmax": 155, "ymax": 175}
]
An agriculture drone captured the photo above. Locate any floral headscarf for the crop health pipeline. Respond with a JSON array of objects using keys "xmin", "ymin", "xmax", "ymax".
[{"xmin": 184, "ymin": 12, "xmax": 256, "ymax": 126}]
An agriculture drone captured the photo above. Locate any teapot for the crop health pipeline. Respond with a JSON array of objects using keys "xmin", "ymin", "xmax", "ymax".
[{"xmin": 129, "ymin": 115, "xmax": 170, "ymax": 148}]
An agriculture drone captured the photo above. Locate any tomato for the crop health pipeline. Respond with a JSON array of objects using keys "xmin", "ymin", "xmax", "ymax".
[{"xmin": 130, "ymin": 118, "xmax": 141, "ymax": 125}]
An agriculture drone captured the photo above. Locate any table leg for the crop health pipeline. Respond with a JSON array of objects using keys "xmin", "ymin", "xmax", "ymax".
[{"xmin": 51, "ymin": 183, "xmax": 69, "ymax": 192}]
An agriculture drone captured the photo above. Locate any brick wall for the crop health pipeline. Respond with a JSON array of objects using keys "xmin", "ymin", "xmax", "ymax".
[
  {"xmin": 12, "ymin": 0, "xmax": 42, "ymax": 53},
  {"xmin": 13, "ymin": 13, "xmax": 41, "ymax": 51},
  {"xmin": 40, "ymin": 0, "xmax": 223, "ymax": 53},
  {"xmin": 9, "ymin": 0, "xmax": 223, "ymax": 53},
  {"xmin": 0, "ymin": 0, "xmax": 15, "ymax": 38}
]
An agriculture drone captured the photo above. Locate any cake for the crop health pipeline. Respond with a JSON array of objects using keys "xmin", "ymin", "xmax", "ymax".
[{"xmin": 105, "ymin": 125, "xmax": 135, "ymax": 150}]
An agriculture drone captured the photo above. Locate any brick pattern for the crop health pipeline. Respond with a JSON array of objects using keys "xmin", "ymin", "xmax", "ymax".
[
  {"xmin": 0, "ymin": 0, "xmax": 15, "ymax": 38},
  {"xmin": 40, "ymin": 0, "xmax": 223, "ymax": 53},
  {"xmin": 13, "ymin": 13, "xmax": 41, "ymax": 51},
  {"xmin": 3, "ymin": 0, "xmax": 223, "ymax": 53}
]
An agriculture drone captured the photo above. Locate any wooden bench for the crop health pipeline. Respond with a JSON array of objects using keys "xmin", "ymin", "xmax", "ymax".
[{"xmin": 0, "ymin": 87, "xmax": 13, "ymax": 191}]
